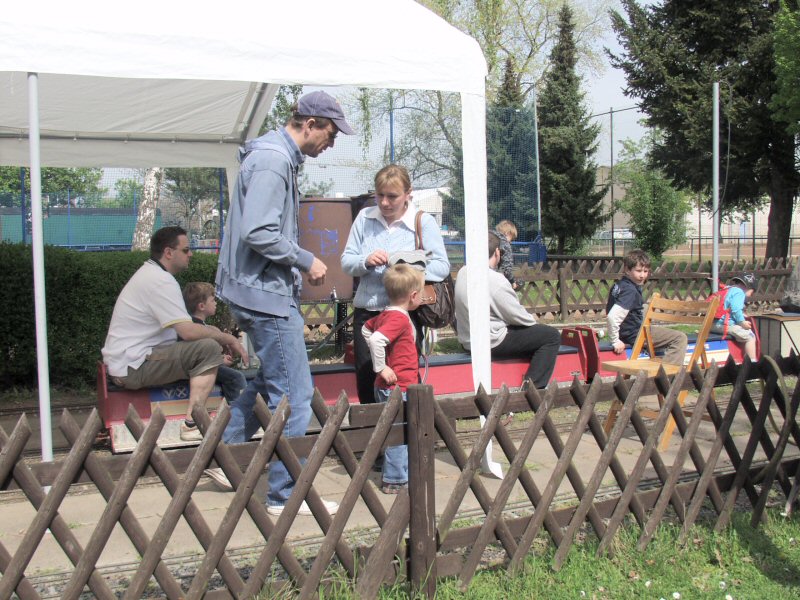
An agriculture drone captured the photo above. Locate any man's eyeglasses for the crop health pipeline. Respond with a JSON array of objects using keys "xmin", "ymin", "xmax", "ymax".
[{"xmin": 175, "ymin": 246, "xmax": 191, "ymax": 254}]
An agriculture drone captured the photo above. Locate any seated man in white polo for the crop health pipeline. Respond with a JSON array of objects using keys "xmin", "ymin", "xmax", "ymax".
[{"xmin": 102, "ymin": 226, "xmax": 247, "ymax": 442}]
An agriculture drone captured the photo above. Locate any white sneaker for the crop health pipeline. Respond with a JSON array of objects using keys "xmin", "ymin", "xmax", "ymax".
[
  {"xmin": 267, "ymin": 499, "xmax": 339, "ymax": 516},
  {"xmin": 204, "ymin": 468, "xmax": 233, "ymax": 491}
]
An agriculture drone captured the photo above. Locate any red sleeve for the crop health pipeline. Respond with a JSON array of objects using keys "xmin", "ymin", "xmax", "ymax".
[{"xmin": 372, "ymin": 312, "xmax": 409, "ymax": 344}]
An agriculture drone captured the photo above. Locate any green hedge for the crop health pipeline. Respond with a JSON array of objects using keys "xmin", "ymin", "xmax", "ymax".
[{"xmin": 0, "ymin": 243, "xmax": 223, "ymax": 388}]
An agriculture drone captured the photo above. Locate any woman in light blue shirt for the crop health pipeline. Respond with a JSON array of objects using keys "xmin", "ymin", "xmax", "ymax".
[{"xmin": 341, "ymin": 164, "xmax": 450, "ymax": 404}]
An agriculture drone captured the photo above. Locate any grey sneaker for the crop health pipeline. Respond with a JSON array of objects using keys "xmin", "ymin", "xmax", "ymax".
[
  {"xmin": 204, "ymin": 468, "xmax": 233, "ymax": 491},
  {"xmin": 179, "ymin": 422, "xmax": 203, "ymax": 442},
  {"xmin": 267, "ymin": 499, "xmax": 339, "ymax": 516}
]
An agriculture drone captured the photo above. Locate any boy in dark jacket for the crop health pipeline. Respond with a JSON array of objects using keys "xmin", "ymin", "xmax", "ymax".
[{"xmin": 606, "ymin": 249, "xmax": 687, "ymax": 365}]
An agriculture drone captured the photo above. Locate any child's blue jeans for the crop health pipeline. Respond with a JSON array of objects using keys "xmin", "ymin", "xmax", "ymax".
[{"xmin": 374, "ymin": 387, "xmax": 408, "ymax": 484}]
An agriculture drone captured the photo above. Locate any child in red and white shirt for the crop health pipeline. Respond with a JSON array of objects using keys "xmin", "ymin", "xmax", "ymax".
[{"xmin": 362, "ymin": 263, "xmax": 425, "ymax": 494}]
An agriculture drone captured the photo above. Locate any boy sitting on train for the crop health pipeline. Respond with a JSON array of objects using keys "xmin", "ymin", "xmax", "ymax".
[
  {"xmin": 182, "ymin": 282, "xmax": 248, "ymax": 407},
  {"xmin": 606, "ymin": 249, "xmax": 687, "ymax": 364},
  {"xmin": 492, "ymin": 219, "xmax": 519, "ymax": 289},
  {"xmin": 362, "ymin": 263, "xmax": 426, "ymax": 495},
  {"xmin": 710, "ymin": 273, "xmax": 758, "ymax": 361}
]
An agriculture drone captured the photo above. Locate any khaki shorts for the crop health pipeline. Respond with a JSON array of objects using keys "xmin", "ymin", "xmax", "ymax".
[
  {"xmin": 715, "ymin": 322, "xmax": 756, "ymax": 343},
  {"xmin": 114, "ymin": 339, "xmax": 223, "ymax": 390}
]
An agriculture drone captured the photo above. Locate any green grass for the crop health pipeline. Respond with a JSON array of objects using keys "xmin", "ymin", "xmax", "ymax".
[{"xmin": 270, "ymin": 507, "xmax": 800, "ymax": 599}]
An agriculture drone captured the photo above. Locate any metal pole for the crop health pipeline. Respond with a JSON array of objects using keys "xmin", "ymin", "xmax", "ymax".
[
  {"xmin": 28, "ymin": 72, "xmax": 53, "ymax": 462},
  {"xmin": 218, "ymin": 167, "xmax": 225, "ymax": 243},
  {"xmin": 389, "ymin": 92, "xmax": 395, "ymax": 163},
  {"xmin": 532, "ymin": 84, "xmax": 542, "ymax": 234},
  {"xmin": 19, "ymin": 167, "xmax": 27, "ymax": 243},
  {"xmin": 67, "ymin": 189, "xmax": 71, "ymax": 247},
  {"xmin": 698, "ymin": 199, "xmax": 702, "ymax": 264},
  {"xmin": 712, "ymin": 82, "xmax": 720, "ymax": 293},
  {"xmin": 610, "ymin": 107, "xmax": 615, "ymax": 257}
]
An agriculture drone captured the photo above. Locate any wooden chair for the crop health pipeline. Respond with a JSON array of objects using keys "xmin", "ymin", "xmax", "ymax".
[{"xmin": 601, "ymin": 293, "xmax": 720, "ymax": 450}]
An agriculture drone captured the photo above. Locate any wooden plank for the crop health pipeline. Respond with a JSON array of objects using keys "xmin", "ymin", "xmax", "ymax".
[
  {"xmin": 407, "ymin": 385, "xmax": 437, "ymax": 599},
  {"xmin": 356, "ymin": 492, "xmax": 410, "ymax": 599}
]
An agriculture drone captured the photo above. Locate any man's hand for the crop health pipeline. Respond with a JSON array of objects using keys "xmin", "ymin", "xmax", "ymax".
[
  {"xmin": 366, "ymin": 250, "xmax": 389, "ymax": 267},
  {"xmin": 308, "ymin": 257, "xmax": 327, "ymax": 286},
  {"xmin": 222, "ymin": 354, "xmax": 235, "ymax": 366},
  {"xmin": 612, "ymin": 340, "xmax": 626, "ymax": 354},
  {"xmin": 379, "ymin": 366, "xmax": 397, "ymax": 385}
]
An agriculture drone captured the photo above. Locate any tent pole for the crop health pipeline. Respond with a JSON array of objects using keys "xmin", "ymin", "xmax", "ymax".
[
  {"xmin": 712, "ymin": 82, "xmax": 720, "ymax": 293},
  {"xmin": 28, "ymin": 72, "xmax": 53, "ymax": 463}
]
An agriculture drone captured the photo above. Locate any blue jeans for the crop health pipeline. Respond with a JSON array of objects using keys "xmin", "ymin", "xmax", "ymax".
[
  {"xmin": 223, "ymin": 303, "xmax": 313, "ymax": 506},
  {"xmin": 216, "ymin": 364, "xmax": 247, "ymax": 405},
  {"xmin": 375, "ymin": 387, "xmax": 408, "ymax": 484}
]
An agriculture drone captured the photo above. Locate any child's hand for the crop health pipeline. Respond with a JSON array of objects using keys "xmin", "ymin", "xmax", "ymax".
[
  {"xmin": 223, "ymin": 354, "xmax": 235, "ymax": 366},
  {"xmin": 740, "ymin": 320, "xmax": 752, "ymax": 330},
  {"xmin": 379, "ymin": 367, "xmax": 397, "ymax": 385},
  {"xmin": 612, "ymin": 340, "xmax": 626, "ymax": 354}
]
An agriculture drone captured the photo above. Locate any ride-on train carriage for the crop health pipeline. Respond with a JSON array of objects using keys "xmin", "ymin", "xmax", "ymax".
[
  {"xmin": 97, "ymin": 326, "xmax": 760, "ymax": 452},
  {"xmin": 96, "ymin": 322, "xmax": 759, "ymax": 453},
  {"xmin": 573, "ymin": 315, "xmax": 761, "ymax": 381},
  {"xmin": 96, "ymin": 329, "xmax": 587, "ymax": 453}
]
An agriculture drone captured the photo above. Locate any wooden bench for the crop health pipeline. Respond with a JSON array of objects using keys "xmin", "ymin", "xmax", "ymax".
[{"xmin": 600, "ymin": 294, "xmax": 720, "ymax": 450}]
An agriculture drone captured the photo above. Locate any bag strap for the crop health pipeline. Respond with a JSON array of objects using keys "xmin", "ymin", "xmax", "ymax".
[{"xmin": 414, "ymin": 210, "xmax": 425, "ymax": 251}]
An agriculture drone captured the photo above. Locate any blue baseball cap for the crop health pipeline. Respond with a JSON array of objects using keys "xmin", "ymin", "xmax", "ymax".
[{"xmin": 297, "ymin": 91, "xmax": 355, "ymax": 135}]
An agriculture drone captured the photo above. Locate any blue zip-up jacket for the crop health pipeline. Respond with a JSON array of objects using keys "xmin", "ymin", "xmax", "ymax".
[{"xmin": 216, "ymin": 128, "xmax": 315, "ymax": 317}]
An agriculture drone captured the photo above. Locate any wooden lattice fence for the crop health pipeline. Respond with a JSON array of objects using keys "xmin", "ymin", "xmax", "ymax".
[
  {"xmin": 1, "ymin": 354, "xmax": 800, "ymax": 598},
  {"xmin": 515, "ymin": 257, "xmax": 793, "ymax": 321},
  {"xmin": 302, "ymin": 258, "xmax": 794, "ymax": 333}
]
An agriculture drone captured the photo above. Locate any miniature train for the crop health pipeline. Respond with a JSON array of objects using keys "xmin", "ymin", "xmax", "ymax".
[{"xmin": 97, "ymin": 320, "xmax": 761, "ymax": 453}]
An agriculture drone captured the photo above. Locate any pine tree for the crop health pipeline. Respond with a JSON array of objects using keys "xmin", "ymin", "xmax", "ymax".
[
  {"xmin": 537, "ymin": 4, "xmax": 607, "ymax": 254},
  {"xmin": 610, "ymin": 0, "xmax": 799, "ymax": 258},
  {"xmin": 486, "ymin": 57, "xmax": 540, "ymax": 240}
]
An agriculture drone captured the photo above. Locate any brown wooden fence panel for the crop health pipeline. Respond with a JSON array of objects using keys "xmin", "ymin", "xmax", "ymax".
[{"xmin": 1, "ymin": 354, "xmax": 799, "ymax": 598}]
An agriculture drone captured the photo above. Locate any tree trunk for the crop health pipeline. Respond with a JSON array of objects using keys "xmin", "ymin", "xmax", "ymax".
[
  {"xmin": 765, "ymin": 166, "xmax": 796, "ymax": 259},
  {"xmin": 131, "ymin": 167, "xmax": 163, "ymax": 251}
]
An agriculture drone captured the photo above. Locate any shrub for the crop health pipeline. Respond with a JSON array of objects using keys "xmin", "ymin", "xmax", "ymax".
[{"xmin": 0, "ymin": 243, "xmax": 221, "ymax": 388}]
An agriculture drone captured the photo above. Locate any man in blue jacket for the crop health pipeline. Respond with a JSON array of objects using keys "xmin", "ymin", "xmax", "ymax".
[{"xmin": 216, "ymin": 91, "xmax": 354, "ymax": 515}]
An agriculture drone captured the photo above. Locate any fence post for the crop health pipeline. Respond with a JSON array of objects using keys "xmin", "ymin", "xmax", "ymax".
[
  {"xmin": 407, "ymin": 383, "xmax": 436, "ymax": 598},
  {"xmin": 558, "ymin": 266, "xmax": 569, "ymax": 320}
]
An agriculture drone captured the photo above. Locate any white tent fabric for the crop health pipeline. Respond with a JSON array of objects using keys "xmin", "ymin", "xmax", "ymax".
[{"xmin": 0, "ymin": 0, "xmax": 494, "ymax": 471}]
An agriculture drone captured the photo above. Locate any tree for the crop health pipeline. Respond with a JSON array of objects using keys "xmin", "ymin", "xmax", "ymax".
[
  {"xmin": 163, "ymin": 168, "xmax": 226, "ymax": 237},
  {"xmin": 353, "ymin": 1, "xmax": 617, "ymax": 194},
  {"xmin": 615, "ymin": 135, "xmax": 692, "ymax": 259},
  {"xmin": 131, "ymin": 168, "xmax": 163, "ymax": 251},
  {"xmin": 538, "ymin": 4, "xmax": 607, "ymax": 254},
  {"xmin": 610, "ymin": 0, "xmax": 800, "ymax": 258},
  {"xmin": 486, "ymin": 58, "xmax": 540, "ymax": 240},
  {"xmin": 772, "ymin": 0, "xmax": 800, "ymax": 134},
  {"xmin": 113, "ymin": 178, "xmax": 144, "ymax": 209},
  {"xmin": 0, "ymin": 166, "xmax": 104, "ymax": 207}
]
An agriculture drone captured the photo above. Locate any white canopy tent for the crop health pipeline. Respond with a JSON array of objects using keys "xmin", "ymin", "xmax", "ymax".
[{"xmin": 0, "ymin": 0, "xmax": 495, "ymax": 470}]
